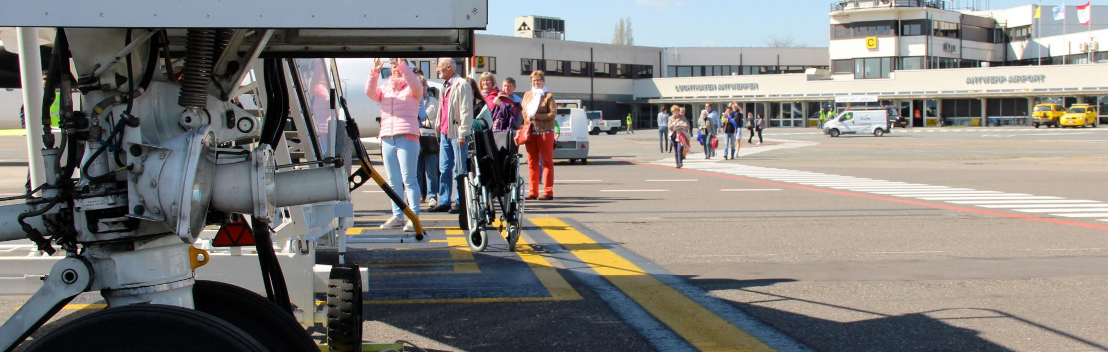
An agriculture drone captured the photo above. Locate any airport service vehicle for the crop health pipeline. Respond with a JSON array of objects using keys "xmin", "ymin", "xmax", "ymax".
[
  {"xmin": 553, "ymin": 108, "xmax": 590, "ymax": 164},
  {"xmin": 824, "ymin": 109, "xmax": 891, "ymax": 137},
  {"xmin": 587, "ymin": 110, "xmax": 621, "ymax": 135},
  {"xmin": 1059, "ymin": 104, "xmax": 1099, "ymax": 128},
  {"xmin": 0, "ymin": 1, "xmax": 486, "ymax": 351},
  {"xmin": 1032, "ymin": 103, "xmax": 1065, "ymax": 128}
]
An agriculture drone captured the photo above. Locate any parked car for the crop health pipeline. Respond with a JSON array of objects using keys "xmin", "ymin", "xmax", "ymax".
[
  {"xmin": 824, "ymin": 109, "xmax": 890, "ymax": 137},
  {"xmin": 1032, "ymin": 103, "xmax": 1065, "ymax": 128},
  {"xmin": 1059, "ymin": 104, "xmax": 1099, "ymax": 128},
  {"xmin": 586, "ymin": 110, "xmax": 621, "ymax": 135},
  {"xmin": 888, "ymin": 108, "xmax": 908, "ymax": 128}
]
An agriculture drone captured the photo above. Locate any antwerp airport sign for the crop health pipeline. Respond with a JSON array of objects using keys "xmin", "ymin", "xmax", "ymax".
[
  {"xmin": 674, "ymin": 83, "xmax": 760, "ymax": 93},
  {"xmin": 966, "ymin": 74, "xmax": 1047, "ymax": 85}
]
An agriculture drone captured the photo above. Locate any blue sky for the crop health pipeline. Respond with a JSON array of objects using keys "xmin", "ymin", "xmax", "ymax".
[{"xmin": 480, "ymin": 0, "xmax": 1065, "ymax": 48}]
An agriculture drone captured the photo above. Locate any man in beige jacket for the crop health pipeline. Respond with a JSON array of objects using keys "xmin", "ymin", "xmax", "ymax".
[{"xmin": 430, "ymin": 58, "xmax": 474, "ymax": 213}]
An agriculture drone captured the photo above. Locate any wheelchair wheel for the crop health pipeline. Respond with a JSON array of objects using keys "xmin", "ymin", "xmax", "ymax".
[
  {"xmin": 507, "ymin": 176, "xmax": 525, "ymax": 252},
  {"xmin": 463, "ymin": 172, "xmax": 488, "ymax": 252}
]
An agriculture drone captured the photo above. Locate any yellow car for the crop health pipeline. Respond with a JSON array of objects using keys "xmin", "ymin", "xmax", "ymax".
[
  {"xmin": 1032, "ymin": 103, "xmax": 1064, "ymax": 128},
  {"xmin": 1059, "ymin": 104, "xmax": 1099, "ymax": 128}
]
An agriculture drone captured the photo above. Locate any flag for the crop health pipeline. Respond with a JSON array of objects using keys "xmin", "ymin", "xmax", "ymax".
[
  {"xmin": 1077, "ymin": 2, "xmax": 1092, "ymax": 25},
  {"xmin": 1053, "ymin": 3, "xmax": 1066, "ymax": 21},
  {"xmin": 1035, "ymin": 6, "xmax": 1042, "ymax": 19}
]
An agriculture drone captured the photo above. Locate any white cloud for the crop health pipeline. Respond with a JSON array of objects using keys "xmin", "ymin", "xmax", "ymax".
[
  {"xmin": 699, "ymin": 40, "xmax": 717, "ymax": 46},
  {"xmin": 635, "ymin": 0, "xmax": 682, "ymax": 10}
]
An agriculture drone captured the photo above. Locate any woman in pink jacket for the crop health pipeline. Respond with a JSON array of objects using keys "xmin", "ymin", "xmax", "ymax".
[{"xmin": 367, "ymin": 58, "xmax": 424, "ymax": 232}]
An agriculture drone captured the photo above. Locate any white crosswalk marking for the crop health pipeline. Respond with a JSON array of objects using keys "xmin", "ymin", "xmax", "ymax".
[
  {"xmin": 948, "ymin": 200, "xmax": 1099, "ymax": 204},
  {"xmin": 979, "ymin": 204, "xmax": 1108, "ymax": 209},
  {"xmin": 1014, "ymin": 208, "xmax": 1108, "ymax": 213},
  {"xmin": 1055, "ymin": 213, "xmax": 1108, "ymax": 218},
  {"xmin": 652, "ymin": 155, "xmax": 1108, "ymax": 223}
]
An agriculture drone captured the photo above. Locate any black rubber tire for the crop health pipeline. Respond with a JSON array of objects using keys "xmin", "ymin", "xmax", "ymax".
[
  {"xmin": 469, "ymin": 226, "xmax": 489, "ymax": 252},
  {"xmin": 582, "ymin": 159, "xmax": 589, "ymax": 165},
  {"xmin": 569, "ymin": 159, "xmax": 577, "ymax": 164},
  {"xmin": 327, "ymin": 264, "xmax": 364, "ymax": 352},
  {"xmin": 24, "ymin": 304, "xmax": 267, "ymax": 352},
  {"xmin": 506, "ymin": 221, "xmax": 520, "ymax": 252},
  {"xmin": 606, "ymin": 130, "xmax": 617, "ymax": 135},
  {"xmin": 457, "ymin": 175, "xmax": 469, "ymax": 231},
  {"xmin": 1034, "ymin": 123, "xmax": 1040, "ymax": 128},
  {"xmin": 874, "ymin": 129, "xmax": 885, "ymax": 137},
  {"xmin": 590, "ymin": 128, "xmax": 600, "ymax": 135},
  {"xmin": 829, "ymin": 129, "xmax": 841, "ymax": 137},
  {"xmin": 193, "ymin": 280, "xmax": 317, "ymax": 352}
]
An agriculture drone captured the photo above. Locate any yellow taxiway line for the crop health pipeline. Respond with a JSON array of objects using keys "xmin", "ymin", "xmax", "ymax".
[{"xmin": 532, "ymin": 218, "xmax": 775, "ymax": 352}]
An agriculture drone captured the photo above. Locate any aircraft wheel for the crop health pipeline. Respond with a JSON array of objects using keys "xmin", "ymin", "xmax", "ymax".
[
  {"xmin": 194, "ymin": 280, "xmax": 318, "ymax": 352},
  {"xmin": 24, "ymin": 304, "xmax": 267, "ymax": 352}
]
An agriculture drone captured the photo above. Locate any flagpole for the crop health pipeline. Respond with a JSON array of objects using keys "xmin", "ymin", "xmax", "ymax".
[
  {"xmin": 1064, "ymin": 3, "xmax": 1068, "ymax": 64},
  {"xmin": 1038, "ymin": 2, "xmax": 1042, "ymax": 66}
]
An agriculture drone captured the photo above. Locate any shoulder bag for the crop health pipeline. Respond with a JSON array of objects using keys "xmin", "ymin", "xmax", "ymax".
[{"xmin": 515, "ymin": 121, "xmax": 532, "ymax": 146}]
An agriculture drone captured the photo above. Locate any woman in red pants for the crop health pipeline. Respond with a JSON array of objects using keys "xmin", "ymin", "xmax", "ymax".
[{"xmin": 520, "ymin": 70, "xmax": 556, "ymax": 200}]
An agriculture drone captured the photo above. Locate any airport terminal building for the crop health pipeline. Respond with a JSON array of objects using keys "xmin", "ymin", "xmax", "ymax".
[{"xmin": 462, "ymin": 2, "xmax": 1108, "ymax": 129}]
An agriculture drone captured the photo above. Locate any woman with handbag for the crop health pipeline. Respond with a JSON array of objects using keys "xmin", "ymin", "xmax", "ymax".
[
  {"xmin": 754, "ymin": 113, "xmax": 766, "ymax": 145},
  {"xmin": 366, "ymin": 58, "xmax": 423, "ymax": 232},
  {"xmin": 668, "ymin": 105, "xmax": 691, "ymax": 169},
  {"xmin": 698, "ymin": 110, "xmax": 716, "ymax": 159},
  {"xmin": 519, "ymin": 70, "xmax": 556, "ymax": 200}
]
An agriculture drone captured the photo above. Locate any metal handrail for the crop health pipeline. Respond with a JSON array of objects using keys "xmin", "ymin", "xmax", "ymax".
[{"xmin": 830, "ymin": 0, "xmax": 946, "ymax": 12}]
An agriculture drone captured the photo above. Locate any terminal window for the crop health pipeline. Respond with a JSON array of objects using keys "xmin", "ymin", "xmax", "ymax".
[
  {"xmin": 521, "ymin": 58, "xmax": 540, "ymax": 75},
  {"xmin": 854, "ymin": 57, "xmax": 891, "ymax": 79},
  {"xmin": 1008, "ymin": 26, "xmax": 1031, "ymax": 41},
  {"xmin": 900, "ymin": 20, "xmax": 927, "ymax": 36},
  {"xmin": 932, "ymin": 21, "xmax": 959, "ymax": 38}
]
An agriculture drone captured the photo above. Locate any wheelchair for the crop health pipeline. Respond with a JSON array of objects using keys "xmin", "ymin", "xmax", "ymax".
[{"xmin": 459, "ymin": 126, "xmax": 525, "ymax": 252}]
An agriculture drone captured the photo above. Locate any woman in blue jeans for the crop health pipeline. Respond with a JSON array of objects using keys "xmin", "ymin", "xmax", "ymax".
[{"xmin": 366, "ymin": 58, "xmax": 424, "ymax": 232}]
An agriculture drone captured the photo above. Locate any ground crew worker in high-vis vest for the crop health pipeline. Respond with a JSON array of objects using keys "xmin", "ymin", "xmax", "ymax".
[
  {"xmin": 625, "ymin": 113, "xmax": 634, "ymax": 134},
  {"xmin": 49, "ymin": 92, "xmax": 60, "ymax": 127},
  {"xmin": 818, "ymin": 107, "xmax": 827, "ymax": 129}
]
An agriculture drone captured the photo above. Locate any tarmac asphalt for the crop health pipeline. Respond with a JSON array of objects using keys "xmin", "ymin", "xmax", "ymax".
[{"xmin": 2, "ymin": 125, "xmax": 1108, "ymax": 351}]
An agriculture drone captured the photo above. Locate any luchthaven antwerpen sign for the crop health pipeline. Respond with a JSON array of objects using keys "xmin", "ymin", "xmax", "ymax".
[
  {"xmin": 966, "ymin": 75, "xmax": 1046, "ymax": 85},
  {"xmin": 675, "ymin": 83, "xmax": 760, "ymax": 93}
]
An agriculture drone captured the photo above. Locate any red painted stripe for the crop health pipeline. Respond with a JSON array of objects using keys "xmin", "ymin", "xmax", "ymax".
[{"xmin": 628, "ymin": 160, "xmax": 1108, "ymax": 231}]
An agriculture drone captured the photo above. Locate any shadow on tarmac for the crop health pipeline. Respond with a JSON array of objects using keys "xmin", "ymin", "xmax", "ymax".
[{"xmin": 677, "ymin": 276, "xmax": 1107, "ymax": 352}]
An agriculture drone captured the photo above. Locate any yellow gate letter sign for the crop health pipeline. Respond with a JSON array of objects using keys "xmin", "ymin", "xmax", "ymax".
[{"xmin": 865, "ymin": 36, "xmax": 878, "ymax": 49}]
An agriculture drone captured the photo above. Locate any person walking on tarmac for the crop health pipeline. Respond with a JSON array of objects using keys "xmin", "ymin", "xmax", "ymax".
[
  {"xmin": 668, "ymin": 105, "xmax": 691, "ymax": 169},
  {"xmin": 722, "ymin": 107, "xmax": 737, "ymax": 159},
  {"xmin": 753, "ymin": 113, "xmax": 766, "ymax": 145},
  {"xmin": 698, "ymin": 110, "xmax": 716, "ymax": 159},
  {"xmin": 746, "ymin": 111, "xmax": 756, "ymax": 144},
  {"xmin": 625, "ymin": 113, "xmax": 634, "ymax": 134},
  {"xmin": 657, "ymin": 106, "xmax": 670, "ymax": 153},
  {"xmin": 818, "ymin": 107, "xmax": 828, "ymax": 129}
]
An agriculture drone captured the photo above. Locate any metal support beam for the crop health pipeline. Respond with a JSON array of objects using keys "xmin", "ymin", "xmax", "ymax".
[{"xmin": 17, "ymin": 27, "xmax": 45, "ymax": 196}]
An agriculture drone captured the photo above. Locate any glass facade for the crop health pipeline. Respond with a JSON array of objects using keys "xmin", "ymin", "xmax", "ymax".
[
  {"xmin": 524, "ymin": 59, "xmax": 652, "ymax": 79},
  {"xmin": 667, "ymin": 65, "xmax": 826, "ymax": 77},
  {"xmin": 854, "ymin": 57, "xmax": 892, "ymax": 79}
]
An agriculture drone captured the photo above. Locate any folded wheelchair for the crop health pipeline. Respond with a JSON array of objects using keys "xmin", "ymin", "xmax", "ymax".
[{"xmin": 459, "ymin": 128, "xmax": 525, "ymax": 252}]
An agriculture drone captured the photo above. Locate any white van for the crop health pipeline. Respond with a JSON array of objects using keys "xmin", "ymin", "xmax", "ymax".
[
  {"xmin": 823, "ymin": 109, "xmax": 890, "ymax": 137},
  {"xmin": 553, "ymin": 108, "xmax": 590, "ymax": 164}
]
